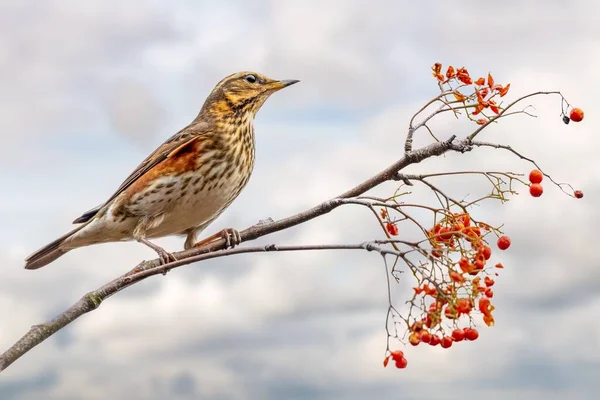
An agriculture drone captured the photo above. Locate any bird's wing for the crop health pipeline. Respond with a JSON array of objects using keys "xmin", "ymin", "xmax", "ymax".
[{"xmin": 73, "ymin": 121, "xmax": 210, "ymax": 224}]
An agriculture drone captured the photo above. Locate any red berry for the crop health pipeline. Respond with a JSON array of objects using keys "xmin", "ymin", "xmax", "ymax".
[
  {"xmin": 439, "ymin": 227, "xmax": 452, "ymax": 240},
  {"xmin": 474, "ymin": 257, "xmax": 485, "ymax": 271},
  {"xmin": 484, "ymin": 288, "xmax": 494, "ymax": 298},
  {"xmin": 529, "ymin": 183, "xmax": 543, "ymax": 197},
  {"xmin": 528, "ymin": 169, "xmax": 543, "ymax": 184},
  {"xmin": 440, "ymin": 336, "xmax": 453, "ymax": 348},
  {"xmin": 464, "ymin": 328, "xmax": 479, "ymax": 341},
  {"xmin": 574, "ymin": 190, "xmax": 584, "ymax": 199},
  {"xmin": 456, "ymin": 298, "xmax": 473, "ymax": 315},
  {"xmin": 569, "ymin": 107, "xmax": 584, "ymax": 122},
  {"xmin": 429, "ymin": 335, "xmax": 441, "ymax": 346},
  {"xmin": 497, "ymin": 236, "xmax": 511, "ymax": 250},
  {"xmin": 420, "ymin": 331, "xmax": 432, "ymax": 344},
  {"xmin": 459, "ymin": 257, "xmax": 473, "ymax": 274},
  {"xmin": 386, "ymin": 222, "xmax": 399, "ymax": 236},
  {"xmin": 451, "ymin": 328, "xmax": 465, "ymax": 342},
  {"xmin": 395, "ymin": 357, "xmax": 408, "ymax": 369},
  {"xmin": 481, "ymin": 245, "xmax": 492, "ymax": 260}
]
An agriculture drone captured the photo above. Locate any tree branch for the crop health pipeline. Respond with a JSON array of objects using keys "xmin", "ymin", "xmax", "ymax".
[
  {"xmin": 1, "ymin": 86, "xmax": 572, "ymax": 372},
  {"xmin": 0, "ymin": 135, "xmax": 470, "ymax": 372}
]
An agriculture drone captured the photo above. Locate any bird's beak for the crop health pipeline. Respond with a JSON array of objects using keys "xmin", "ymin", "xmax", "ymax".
[{"xmin": 270, "ymin": 79, "xmax": 300, "ymax": 91}]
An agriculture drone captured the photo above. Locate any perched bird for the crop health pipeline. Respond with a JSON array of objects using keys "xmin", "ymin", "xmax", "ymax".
[{"xmin": 25, "ymin": 72, "xmax": 299, "ymax": 270}]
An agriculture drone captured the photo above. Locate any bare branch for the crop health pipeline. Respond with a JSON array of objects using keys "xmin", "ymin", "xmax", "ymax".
[
  {"xmin": 0, "ymin": 242, "xmax": 404, "ymax": 372},
  {"xmin": 466, "ymin": 91, "xmax": 562, "ymax": 142},
  {"xmin": 471, "ymin": 140, "xmax": 577, "ymax": 195}
]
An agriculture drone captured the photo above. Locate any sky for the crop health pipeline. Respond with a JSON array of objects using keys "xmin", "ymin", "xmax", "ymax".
[{"xmin": 0, "ymin": 0, "xmax": 599, "ymax": 399}]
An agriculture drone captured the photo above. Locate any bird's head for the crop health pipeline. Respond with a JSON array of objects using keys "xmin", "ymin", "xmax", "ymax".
[{"xmin": 200, "ymin": 71, "xmax": 299, "ymax": 118}]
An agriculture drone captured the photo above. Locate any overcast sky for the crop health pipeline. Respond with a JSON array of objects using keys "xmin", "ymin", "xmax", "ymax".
[{"xmin": 1, "ymin": 1, "xmax": 599, "ymax": 399}]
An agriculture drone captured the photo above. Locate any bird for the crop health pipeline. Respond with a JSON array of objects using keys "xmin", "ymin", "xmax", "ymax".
[{"xmin": 24, "ymin": 71, "xmax": 299, "ymax": 270}]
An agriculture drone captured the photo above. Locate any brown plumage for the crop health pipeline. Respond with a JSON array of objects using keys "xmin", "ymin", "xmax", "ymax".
[{"xmin": 25, "ymin": 71, "xmax": 299, "ymax": 269}]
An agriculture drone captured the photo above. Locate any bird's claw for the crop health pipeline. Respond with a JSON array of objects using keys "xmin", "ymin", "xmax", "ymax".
[
  {"xmin": 193, "ymin": 228, "xmax": 242, "ymax": 249},
  {"xmin": 137, "ymin": 237, "xmax": 177, "ymax": 266},
  {"xmin": 157, "ymin": 250, "xmax": 177, "ymax": 266},
  {"xmin": 222, "ymin": 228, "xmax": 241, "ymax": 249}
]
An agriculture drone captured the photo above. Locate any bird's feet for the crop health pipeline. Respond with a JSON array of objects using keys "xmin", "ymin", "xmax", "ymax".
[
  {"xmin": 193, "ymin": 228, "xmax": 242, "ymax": 250},
  {"xmin": 137, "ymin": 238, "xmax": 178, "ymax": 265}
]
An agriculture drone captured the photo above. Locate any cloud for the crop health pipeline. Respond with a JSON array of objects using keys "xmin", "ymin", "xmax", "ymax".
[
  {"xmin": 102, "ymin": 79, "xmax": 166, "ymax": 143},
  {"xmin": 1, "ymin": 1, "xmax": 600, "ymax": 399}
]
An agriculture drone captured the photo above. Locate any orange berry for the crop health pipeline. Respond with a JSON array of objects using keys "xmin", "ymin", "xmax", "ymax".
[
  {"xmin": 450, "ymin": 271, "xmax": 465, "ymax": 284},
  {"xmin": 424, "ymin": 285, "xmax": 437, "ymax": 296},
  {"xmin": 483, "ymin": 314, "xmax": 495, "ymax": 326},
  {"xmin": 445, "ymin": 306, "xmax": 458, "ymax": 320},
  {"xmin": 456, "ymin": 298, "xmax": 473, "ymax": 314},
  {"xmin": 478, "ymin": 298, "xmax": 492, "ymax": 313},
  {"xmin": 459, "ymin": 257, "xmax": 473, "ymax": 274},
  {"xmin": 469, "ymin": 257, "xmax": 485, "ymax": 276},
  {"xmin": 409, "ymin": 332, "xmax": 421, "ymax": 346},
  {"xmin": 529, "ymin": 183, "xmax": 543, "ymax": 197},
  {"xmin": 569, "ymin": 107, "xmax": 584, "ymax": 122},
  {"xmin": 461, "ymin": 214, "xmax": 471, "ymax": 227},
  {"xmin": 410, "ymin": 321, "xmax": 424, "ymax": 332},
  {"xmin": 484, "ymin": 288, "xmax": 494, "ymax": 298},
  {"xmin": 528, "ymin": 169, "xmax": 543, "ymax": 184}
]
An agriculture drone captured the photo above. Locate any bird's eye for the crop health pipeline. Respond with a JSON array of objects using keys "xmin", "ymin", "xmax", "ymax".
[{"xmin": 245, "ymin": 74, "xmax": 257, "ymax": 83}]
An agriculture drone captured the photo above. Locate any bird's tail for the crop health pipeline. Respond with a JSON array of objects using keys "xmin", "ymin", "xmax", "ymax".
[{"xmin": 24, "ymin": 225, "xmax": 87, "ymax": 270}]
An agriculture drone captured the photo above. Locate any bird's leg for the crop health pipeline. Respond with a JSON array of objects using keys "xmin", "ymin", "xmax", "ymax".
[
  {"xmin": 133, "ymin": 218, "xmax": 177, "ymax": 265},
  {"xmin": 193, "ymin": 228, "xmax": 242, "ymax": 249},
  {"xmin": 137, "ymin": 238, "xmax": 177, "ymax": 265}
]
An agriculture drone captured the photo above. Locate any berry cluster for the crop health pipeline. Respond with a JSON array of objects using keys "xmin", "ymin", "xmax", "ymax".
[
  {"xmin": 528, "ymin": 169, "xmax": 544, "ymax": 197},
  {"xmin": 431, "ymin": 63, "xmax": 510, "ymax": 125},
  {"xmin": 384, "ymin": 211, "xmax": 511, "ymax": 369},
  {"xmin": 381, "ymin": 63, "xmax": 586, "ymax": 371}
]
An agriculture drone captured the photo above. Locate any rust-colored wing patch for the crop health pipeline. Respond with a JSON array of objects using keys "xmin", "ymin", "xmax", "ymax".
[{"xmin": 73, "ymin": 121, "xmax": 210, "ymax": 223}]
